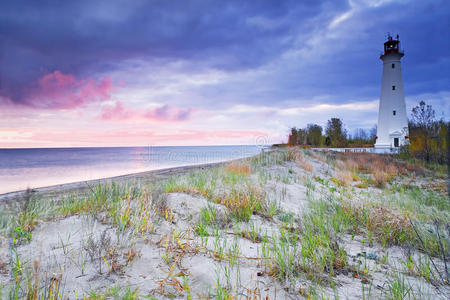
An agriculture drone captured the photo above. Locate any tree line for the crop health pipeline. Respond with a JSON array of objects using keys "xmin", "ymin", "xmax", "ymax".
[
  {"xmin": 287, "ymin": 101, "xmax": 448, "ymax": 164},
  {"xmin": 406, "ymin": 101, "xmax": 448, "ymax": 164},
  {"xmin": 288, "ymin": 118, "xmax": 376, "ymax": 148}
]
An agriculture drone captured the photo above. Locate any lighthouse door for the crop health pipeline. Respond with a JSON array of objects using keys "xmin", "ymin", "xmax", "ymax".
[{"xmin": 394, "ymin": 138, "xmax": 399, "ymax": 147}]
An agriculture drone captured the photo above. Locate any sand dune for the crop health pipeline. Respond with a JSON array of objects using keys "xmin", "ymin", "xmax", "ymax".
[{"xmin": 1, "ymin": 148, "xmax": 448, "ymax": 299}]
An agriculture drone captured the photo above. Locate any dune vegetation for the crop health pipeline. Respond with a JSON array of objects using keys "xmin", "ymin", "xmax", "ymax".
[{"xmin": 0, "ymin": 148, "xmax": 448, "ymax": 299}]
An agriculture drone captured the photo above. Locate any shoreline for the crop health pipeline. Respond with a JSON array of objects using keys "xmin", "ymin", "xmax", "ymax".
[{"xmin": 0, "ymin": 155, "xmax": 257, "ymax": 205}]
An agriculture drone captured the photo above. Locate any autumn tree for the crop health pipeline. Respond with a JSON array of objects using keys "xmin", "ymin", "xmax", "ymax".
[
  {"xmin": 409, "ymin": 101, "xmax": 435, "ymax": 162},
  {"xmin": 409, "ymin": 101, "xmax": 448, "ymax": 163},
  {"xmin": 435, "ymin": 120, "xmax": 448, "ymax": 163},
  {"xmin": 325, "ymin": 118, "xmax": 348, "ymax": 147}
]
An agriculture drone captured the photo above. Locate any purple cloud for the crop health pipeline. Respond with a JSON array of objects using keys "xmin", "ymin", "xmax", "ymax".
[{"xmin": 100, "ymin": 101, "xmax": 193, "ymax": 122}]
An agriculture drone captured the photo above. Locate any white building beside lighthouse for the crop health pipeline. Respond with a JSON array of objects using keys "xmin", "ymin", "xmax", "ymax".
[{"xmin": 375, "ymin": 34, "xmax": 409, "ymax": 149}]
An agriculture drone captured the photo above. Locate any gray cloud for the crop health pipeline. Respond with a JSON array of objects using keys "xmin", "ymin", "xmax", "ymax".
[{"xmin": 0, "ymin": 0, "xmax": 448, "ymax": 130}]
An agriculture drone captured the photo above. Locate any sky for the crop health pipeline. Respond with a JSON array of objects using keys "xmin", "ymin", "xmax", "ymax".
[{"xmin": 0, "ymin": 0, "xmax": 449, "ymax": 147}]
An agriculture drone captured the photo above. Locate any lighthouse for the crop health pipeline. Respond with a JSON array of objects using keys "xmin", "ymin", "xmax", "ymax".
[{"xmin": 375, "ymin": 34, "xmax": 409, "ymax": 149}]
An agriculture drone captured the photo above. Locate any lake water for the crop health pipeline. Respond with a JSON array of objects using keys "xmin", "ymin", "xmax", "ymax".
[{"xmin": 0, "ymin": 145, "xmax": 262, "ymax": 194}]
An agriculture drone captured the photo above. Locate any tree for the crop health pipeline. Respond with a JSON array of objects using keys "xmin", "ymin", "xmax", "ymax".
[
  {"xmin": 411, "ymin": 101, "xmax": 435, "ymax": 130},
  {"xmin": 288, "ymin": 127, "xmax": 298, "ymax": 146},
  {"xmin": 306, "ymin": 124, "xmax": 323, "ymax": 146},
  {"xmin": 297, "ymin": 128, "xmax": 307, "ymax": 145},
  {"xmin": 325, "ymin": 118, "xmax": 347, "ymax": 147},
  {"xmin": 409, "ymin": 101, "xmax": 448, "ymax": 164},
  {"xmin": 347, "ymin": 126, "xmax": 377, "ymax": 147},
  {"xmin": 435, "ymin": 120, "xmax": 448, "ymax": 163},
  {"xmin": 369, "ymin": 125, "xmax": 377, "ymax": 144},
  {"xmin": 348, "ymin": 128, "xmax": 367, "ymax": 147},
  {"xmin": 353, "ymin": 128, "xmax": 368, "ymax": 141},
  {"xmin": 287, "ymin": 125, "xmax": 322, "ymax": 146},
  {"xmin": 409, "ymin": 101, "xmax": 436, "ymax": 162}
]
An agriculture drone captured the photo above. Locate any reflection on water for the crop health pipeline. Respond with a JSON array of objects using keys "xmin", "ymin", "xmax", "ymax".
[{"xmin": 0, "ymin": 145, "xmax": 262, "ymax": 194}]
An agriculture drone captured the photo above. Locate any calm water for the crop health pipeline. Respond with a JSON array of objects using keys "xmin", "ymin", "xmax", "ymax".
[{"xmin": 0, "ymin": 146, "xmax": 262, "ymax": 194}]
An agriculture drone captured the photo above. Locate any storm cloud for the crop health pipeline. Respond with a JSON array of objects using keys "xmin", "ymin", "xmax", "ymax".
[{"xmin": 0, "ymin": 0, "xmax": 448, "ymax": 147}]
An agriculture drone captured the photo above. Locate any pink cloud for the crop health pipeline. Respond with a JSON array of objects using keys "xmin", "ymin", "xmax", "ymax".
[
  {"xmin": 0, "ymin": 127, "xmax": 269, "ymax": 148},
  {"xmin": 145, "ymin": 104, "xmax": 193, "ymax": 121},
  {"xmin": 100, "ymin": 101, "xmax": 133, "ymax": 120},
  {"xmin": 100, "ymin": 101, "xmax": 193, "ymax": 122},
  {"xmin": 28, "ymin": 70, "xmax": 114, "ymax": 109}
]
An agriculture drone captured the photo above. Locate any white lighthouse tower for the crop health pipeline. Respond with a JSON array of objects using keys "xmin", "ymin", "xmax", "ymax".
[{"xmin": 375, "ymin": 34, "xmax": 409, "ymax": 149}]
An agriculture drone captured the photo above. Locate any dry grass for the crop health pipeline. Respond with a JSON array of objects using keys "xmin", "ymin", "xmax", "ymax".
[
  {"xmin": 337, "ymin": 153, "xmax": 385, "ymax": 172},
  {"xmin": 336, "ymin": 170, "xmax": 353, "ymax": 186},
  {"xmin": 242, "ymin": 231, "xmax": 263, "ymax": 243},
  {"xmin": 154, "ymin": 229, "xmax": 198, "ymax": 298},
  {"xmin": 372, "ymin": 159, "xmax": 398, "ymax": 176},
  {"xmin": 422, "ymin": 182, "xmax": 448, "ymax": 195},
  {"xmin": 355, "ymin": 182, "xmax": 369, "ymax": 188},
  {"xmin": 342, "ymin": 201, "xmax": 414, "ymax": 247},
  {"xmin": 373, "ymin": 169, "xmax": 389, "ymax": 187},
  {"xmin": 0, "ymin": 259, "xmax": 8, "ymax": 275},
  {"xmin": 310, "ymin": 151, "xmax": 328, "ymax": 164},
  {"xmin": 297, "ymin": 159, "xmax": 313, "ymax": 172},
  {"xmin": 216, "ymin": 186, "xmax": 265, "ymax": 222},
  {"xmin": 151, "ymin": 188, "xmax": 169, "ymax": 216},
  {"xmin": 166, "ymin": 186, "xmax": 212, "ymax": 199},
  {"xmin": 364, "ymin": 206, "xmax": 411, "ymax": 236},
  {"xmin": 333, "ymin": 152, "xmax": 427, "ymax": 187},
  {"xmin": 343, "ymin": 158, "xmax": 359, "ymax": 171},
  {"xmin": 225, "ymin": 162, "xmax": 251, "ymax": 176},
  {"xmin": 292, "ymin": 148, "xmax": 313, "ymax": 172}
]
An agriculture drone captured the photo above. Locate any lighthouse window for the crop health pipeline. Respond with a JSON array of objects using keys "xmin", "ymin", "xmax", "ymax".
[
  {"xmin": 392, "ymin": 63, "xmax": 395, "ymax": 68},
  {"xmin": 392, "ymin": 85, "xmax": 396, "ymax": 90},
  {"xmin": 393, "ymin": 110, "xmax": 396, "ymax": 116}
]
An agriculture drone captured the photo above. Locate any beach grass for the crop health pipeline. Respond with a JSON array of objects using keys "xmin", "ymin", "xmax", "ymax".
[{"xmin": 0, "ymin": 147, "xmax": 448, "ymax": 299}]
